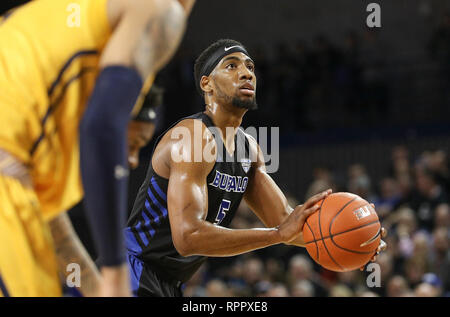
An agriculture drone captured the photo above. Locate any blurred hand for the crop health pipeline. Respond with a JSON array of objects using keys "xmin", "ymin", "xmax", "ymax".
[
  {"xmin": 177, "ymin": 0, "xmax": 196, "ymax": 15},
  {"xmin": 98, "ymin": 264, "xmax": 132, "ymax": 297},
  {"xmin": 278, "ymin": 189, "xmax": 332, "ymax": 244},
  {"xmin": 360, "ymin": 203, "xmax": 388, "ymax": 271}
]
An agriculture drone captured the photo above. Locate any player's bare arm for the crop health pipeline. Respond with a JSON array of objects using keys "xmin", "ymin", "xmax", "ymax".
[
  {"xmin": 101, "ymin": 0, "xmax": 190, "ymax": 79},
  {"xmin": 79, "ymin": 0, "xmax": 194, "ymax": 296},
  {"xmin": 154, "ymin": 120, "xmax": 325, "ymax": 257},
  {"xmin": 48, "ymin": 213, "xmax": 101, "ymax": 297}
]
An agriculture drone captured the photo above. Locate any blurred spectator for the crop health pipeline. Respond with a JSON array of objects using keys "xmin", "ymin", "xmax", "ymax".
[
  {"xmin": 265, "ymin": 258, "xmax": 286, "ymax": 283},
  {"xmin": 411, "ymin": 164, "xmax": 448, "ymax": 232},
  {"xmin": 287, "ymin": 255, "xmax": 313, "ymax": 282},
  {"xmin": 420, "ymin": 273, "xmax": 444, "ymax": 296},
  {"xmin": 359, "ymin": 291, "xmax": 380, "ymax": 297},
  {"xmin": 242, "ymin": 257, "xmax": 266, "ymax": 295},
  {"xmin": 287, "ymin": 255, "xmax": 328, "ymax": 297},
  {"xmin": 434, "ymin": 203, "xmax": 450, "ymax": 229},
  {"xmin": 305, "ymin": 167, "xmax": 337, "ymax": 200},
  {"xmin": 336, "ymin": 270, "xmax": 364, "ymax": 291},
  {"xmin": 389, "ymin": 146, "xmax": 414, "ymax": 203},
  {"xmin": 428, "ymin": 150, "xmax": 450, "ymax": 193},
  {"xmin": 404, "ymin": 232, "xmax": 433, "ymax": 288},
  {"xmin": 329, "ymin": 284, "xmax": 354, "ymax": 297},
  {"xmin": 291, "ymin": 280, "xmax": 315, "ymax": 297},
  {"xmin": 429, "ymin": 227, "xmax": 450, "ymax": 293},
  {"xmin": 251, "ymin": 280, "xmax": 270, "ymax": 297},
  {"xmin": 226, "ymin": 260, "xmax": 250, "ymax": 296},
  {"xmin": 392, "ymin": 207, "xmax": 418, "ymax": 240},
  {"xmin": 378, "ymin": 252, "xmax": 394, "ymax": 281},
  {"xmin": 205, "ymin": 279, "xmax": 233, "ymax": 297},
  {"xmin": 347, "ymin": 164, "xmax": 374, "ymax": 201},
  {"xmin": 183, "ymin": 265, "xmax": 208, "ymax": 297},
  {"xmin": 414, "ymin": 282, "xmax": 439, "ymax": 297},
  {"xmin": 386, "ymin": 275, "xmax": 411, "ymax": 297},
  {"xmin": 374, "ymin": 177, "xmax": 402, "ymax": 219},
  {"xmin": 265, "ymin": 283, "xmax": 290, "ymax": 297}
]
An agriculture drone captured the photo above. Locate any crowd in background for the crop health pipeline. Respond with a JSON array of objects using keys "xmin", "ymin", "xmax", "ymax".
[
  {"xmin": 182, "ymin": 146, "xmax": 449, "ymax": 297},
  {"xmin": 157, "ymin": 12, "xmax": 450, "ymax": 135}
]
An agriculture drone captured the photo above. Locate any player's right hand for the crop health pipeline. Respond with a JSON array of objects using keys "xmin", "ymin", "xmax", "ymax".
[
  {"xmin": 98, "ymin": 264, "xmax": 132, "ymax": 297},
  {"xmin": 277, "ymin": 189, "xmax": 332, "ymax": 244}
]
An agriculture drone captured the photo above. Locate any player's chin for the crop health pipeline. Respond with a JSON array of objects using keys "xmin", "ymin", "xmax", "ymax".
[{"xmin": 232, "ymin": 95, "xmax": 258, "ymax": 110}]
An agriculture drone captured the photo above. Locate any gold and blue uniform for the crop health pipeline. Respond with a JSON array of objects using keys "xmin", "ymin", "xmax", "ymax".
[{"xmin": 0, "ymin": 0, "xmax": 113, "ymax": 296}]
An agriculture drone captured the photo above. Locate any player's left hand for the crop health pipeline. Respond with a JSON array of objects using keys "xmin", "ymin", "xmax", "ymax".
[{"xmin": 360, "ymin": 203, "xmax": 387, "ymax": 271}]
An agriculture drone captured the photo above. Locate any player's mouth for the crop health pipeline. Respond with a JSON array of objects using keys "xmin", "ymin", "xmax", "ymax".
[{"xmin": 239, "ymin": 82, "xmax": 255, "ymax": 96}]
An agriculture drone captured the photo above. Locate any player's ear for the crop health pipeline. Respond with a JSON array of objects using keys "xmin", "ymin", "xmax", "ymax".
[{"xmin": 200, "ymin": 75, "xmax": 212, "ymax": 95}]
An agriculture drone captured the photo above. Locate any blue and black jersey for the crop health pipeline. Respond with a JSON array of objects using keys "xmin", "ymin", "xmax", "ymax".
[{"xmin": 125, "ymin": 112, "xmax": 253, "ymax": 286}]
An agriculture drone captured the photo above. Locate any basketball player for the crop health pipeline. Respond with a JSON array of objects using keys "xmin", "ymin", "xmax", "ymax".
[
  {"xmin": 130, "ymin": 86, "xmax": 164, "ymax": 169},
  {"xmin": 125, "ymin": 39, "xmax": 387, "ymax": 297},
  {"xmin": 50, "ymin": 85, "xmax": 165, "ymax": 297},
  {"xmin": 0, "ymin": 0, "xmax": 195, "ymax": 296}
]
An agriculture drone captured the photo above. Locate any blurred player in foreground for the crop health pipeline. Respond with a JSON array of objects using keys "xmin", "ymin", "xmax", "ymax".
[
  {"xmin": 125, "ymin": 39, "xmax": 387, "ymax": 297},
  {"xmin": 0, "ymin": 0, "xmax": 194, "ymax": 296},
  {"xmin": 53, "ymin": 85, "xmax": 164, "ymax": 296}
]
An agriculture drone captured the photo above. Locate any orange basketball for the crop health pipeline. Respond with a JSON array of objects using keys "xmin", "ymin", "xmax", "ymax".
[{"xmin": 302, "ymin": 192, "xmax": 381, "ymax": 272}]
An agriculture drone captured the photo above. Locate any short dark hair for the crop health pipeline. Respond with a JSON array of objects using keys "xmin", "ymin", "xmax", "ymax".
[{"xmin": 194, "ymin": 39, "xmax": 246, "ymax": 96}]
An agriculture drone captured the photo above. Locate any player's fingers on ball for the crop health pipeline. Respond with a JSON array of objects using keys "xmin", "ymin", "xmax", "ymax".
[
  {"xmin": 381, "ymin": 227, "xmax": 387, "ymax": 238},
  {"xmin": 301, "ymin": 204, "xmax": 320, "ymax": 219},
  {"xmin": 305, "ymin": 189, "xmax": 332, "ymax": 207},
  {"xmin": 370, "ymin": 203, "xmax": 375, "ymax": 209},
  {"xmin": 378, "ymin": 239, "xmax": 387, "ymax": 251}
]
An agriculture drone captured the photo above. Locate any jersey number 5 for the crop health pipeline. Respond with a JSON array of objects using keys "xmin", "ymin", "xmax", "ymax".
[{"xmin": 214, "ymin": 199, "xmax": 231, "ymax": 225}]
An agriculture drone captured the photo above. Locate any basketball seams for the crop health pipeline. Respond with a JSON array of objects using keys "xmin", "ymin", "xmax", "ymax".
[
  {"xmin": 329, "ymin": 200, "xmax": 380, "ymax": 255},
  {"xmin": 330, "ymin": 224, "xmax": 381, "ymax": 254},
  {"xmin": 305, "ymin": 220, "xmax": 319, "ymax": 261},
  {"xmin": 318, "ymin": 196, "xmax": 345, "ymax": 271},
  {"xmin": 304, "ymin": 219, "xmax": 380, "ymax": 245},
  {"xmin": 328, "ymin": 196, "xmax": 360, "ymax": 238}
]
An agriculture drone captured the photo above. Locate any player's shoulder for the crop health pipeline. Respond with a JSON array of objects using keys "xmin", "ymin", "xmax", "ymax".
[
  {"xmin": 170, "ymin": 117, "xmax": 212, "ymax": 138},
  {"xmin": 161, "ymin": 118, "xmax": 217, "ymax": 165}
]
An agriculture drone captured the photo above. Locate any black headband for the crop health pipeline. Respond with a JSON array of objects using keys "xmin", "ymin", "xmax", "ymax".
[{"xmin": 198, "ymin": 45, "xmax": 251, "ymax": 94}]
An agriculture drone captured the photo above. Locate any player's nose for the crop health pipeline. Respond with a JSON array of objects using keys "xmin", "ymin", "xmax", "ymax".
[{"xmin": 239, "ymin": 65, "xmax": 253, "ymax": 81}]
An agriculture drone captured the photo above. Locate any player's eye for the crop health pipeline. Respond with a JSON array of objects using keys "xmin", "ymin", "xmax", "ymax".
[
  {"xmin": 226, "ymin": 63, "xmax": 236, "ymax": 69},
  {"xmin": 247, "ymin": 64, "xmax": 255, "ymax": 72}
]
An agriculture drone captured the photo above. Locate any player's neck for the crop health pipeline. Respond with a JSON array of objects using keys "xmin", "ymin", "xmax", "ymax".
[{"xmin": 204, "ymin": 101, "xmax": 246, "ymax": 132}]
